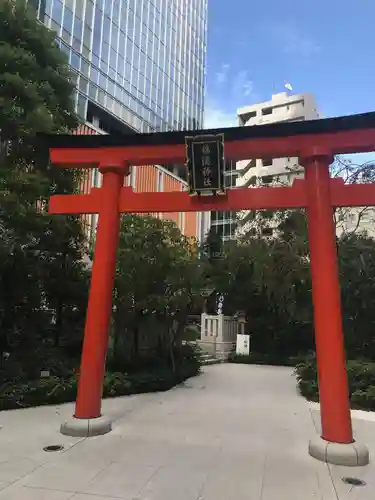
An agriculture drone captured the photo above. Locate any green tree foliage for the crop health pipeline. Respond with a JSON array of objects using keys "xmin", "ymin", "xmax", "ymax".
[
  {"xmin": 0, "ymin": 0, "xmax": 77, "ymax": 139},
  {"xmin": 332, "ymin": 156, "xmax": 375, "ymax": 235},
  {"xmin": 206, "ymin": 213, "xmax": 314, "ymax": 362},
  {"xmin": 295, "ymin": 355, "xmax": 375, "ymax": 411},
  {"xmin": 207, "ymin": 207, "xmax": 375, "ymax": 364},
  {"xmin": 219, "ymin": 154, "xmax": 375, "ymax": 365},
  {"xmin": 111, "ymin": 215, "xmax": 205, "ymax": 371},
  {"xmin": 339, "ymin": 233, "xmax": 375, "ymax": 358},
  {"xmin": 0, "ymin": 0, "xmax": 88, "ymax": 377}
]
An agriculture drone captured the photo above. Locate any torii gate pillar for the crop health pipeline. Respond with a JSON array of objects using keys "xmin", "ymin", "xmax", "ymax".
[
  {"xmin": 61, "ymin": 163, "xmax": 127, "ymax": 437},
  {"xmin": 303, "ymin": 150, "xmax": 368, "ymax": 466}
]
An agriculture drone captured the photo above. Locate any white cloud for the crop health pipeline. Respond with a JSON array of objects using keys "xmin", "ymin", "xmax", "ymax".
[
  {"xmin": 204, "ymin": 69, "xmax": 256, "ymax": 129},
  {"xmin": 266, "ymin": 22, "xmax": 320, "ymax": 58},
  {"xmin": 229, "ymin": 70, "xmax": 255, "ymax": 101},
  {"xmin": 244, "ymin": 81, "xmax": 254, "ymax": 97},
  {"xmin": 215, "ymin": 63, "xmax": 230, "ymax": 84},
  {"xmin": 212, "ymin": 66, "xmax": 254, "ymax": 100},
  {"xmin": 204, "ymin": 104, "xmax": 238, "ymax": 129}
]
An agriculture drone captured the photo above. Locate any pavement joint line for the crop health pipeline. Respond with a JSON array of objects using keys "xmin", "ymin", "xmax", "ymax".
[
  {"xmin": 194, "ymin": 446, "xmax": 223, "ymax": 500},
  {"xmin": 259, "ymin": 453, "xmax": 268, "ymax": 500},
  {"xmin": 135, "ymin": 462, "xmax": 169, "ymax": 498},
  {"xmin": 1, "ymin": 460, "xmax": 48, "ymax": 493},
  {"xmin": 308, "ymin": 403, "xmax": 320, "ymax": 434},
  {"xmin": 59, "ymin": 437, "xmax": 87, "ymax": 455},
  {"xmin": 326, "ymin": 464, "xmax": 340, "ymax": 500},
  {"xmin": 24, "ymin": 484, "xmax": 130, "ymax": 499}
]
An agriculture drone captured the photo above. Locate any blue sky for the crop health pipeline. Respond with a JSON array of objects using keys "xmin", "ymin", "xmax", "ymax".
[{"xmin": 204, "ymin": 0, "xmax": 375, "ymax": 134}]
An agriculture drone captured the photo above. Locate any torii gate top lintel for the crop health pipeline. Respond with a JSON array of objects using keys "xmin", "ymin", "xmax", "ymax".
[
  {"xmin": 47, "ymin": 111, "xmax": 375, "ymax": 215},
  {"xmin": 43, "ymin": 111, "xmax": 375, "ymax": 167}
]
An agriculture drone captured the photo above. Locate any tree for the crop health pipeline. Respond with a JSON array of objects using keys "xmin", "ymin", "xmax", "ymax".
[
  {"xmin": 111, "ymin": 215, "xmax": 205, "ymax": 371},
  {"xmin": 206, "ymin": 206, "xmax": 316, "ymax": 363},
  {"xmin": 209, "ymin": 200, "xmax": 375, "ymax": 364},
  {"xmin": 338, "ymin": 233, "xmax": 375, "ymax": 360},
  {"xmin": 235, "ymin": 154, "xmax": 375, "ymax": 242},
  {"xmin": 206, "ymin": 234, "xmax": 313, "ymax": 362},
  {"xmin": 332, "ymin": 156, "xmax": 375, "ymax": 236},
  {"xmin": 0, "ymin": 1, "xmax": 88, "ymax": 375},
  {"xmin": 0, "ymin": 0, "xmax": 78, "ymax": 138}
]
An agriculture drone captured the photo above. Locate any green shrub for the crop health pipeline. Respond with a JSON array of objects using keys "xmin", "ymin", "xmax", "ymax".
[
  {"xmin": 295, "ymin": 355, "xmax": 375, "ymax": 410},
  {"xmin": 346, "ymin": 360, "xmax": 375, "ymax": 393},
  {"xmin": 107, "ymin": 342, "xmax": 200, "ymax": 375},
  {"xmin": 0, "ymin": 346, "xmax": 79, "ymax": 384},
  {"xmin": 351, "ymin": 386, "xmax": 375, "ymax": 410},
  {"xmin": 183, "ymin": 324, "xmax": 200, "ymax": 341},
  {"xmin": 0, "ymin": 376, "xmax": 78, "ymax": 410},
  {"xmin": 0, "ymin": 360, "xmax": 200, "ymax": 411},
  {"xmin": 229, "ymin": 352, "xmax": 298, "ymax": 367}
]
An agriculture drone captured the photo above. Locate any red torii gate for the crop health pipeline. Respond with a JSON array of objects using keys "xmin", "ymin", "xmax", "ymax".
[{"xmin": 46, "ymin": 112, "xmax": 375, "ymax": 466}]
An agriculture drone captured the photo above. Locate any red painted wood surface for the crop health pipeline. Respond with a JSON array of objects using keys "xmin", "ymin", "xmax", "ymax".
[
  {"xmin": 49, "ymin": 178, "xmax": 375, "ymax": 215},
  {"xmin": 49, "ymin": 127, "xmax": 375, "ymax": 167}
]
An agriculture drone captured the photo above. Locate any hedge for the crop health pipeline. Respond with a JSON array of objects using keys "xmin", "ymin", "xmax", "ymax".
[
  {"xmin": 0, "ymin": 360, "xmax": 200, "ymax": 411},
  {"xmin": 228, "ymin": 352, "xmax": 305, "ymax": 367},
  {"xmin": 295, "ymin": 354, "xmax": 375, "ymax": 411}
]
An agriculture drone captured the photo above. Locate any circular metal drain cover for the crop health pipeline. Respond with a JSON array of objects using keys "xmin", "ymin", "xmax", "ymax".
[
  {"xmin": 43, "ymin": 445, "xmax": 64, "ymax": 452},
  {"xmin": 342, "ymin": 477, "xmax": 366, "ymax": 487}
]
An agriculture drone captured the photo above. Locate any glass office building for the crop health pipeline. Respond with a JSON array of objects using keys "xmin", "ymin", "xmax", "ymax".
[
  {"xmin": 210, "ymin": 160, "xmax": 239, "ymax": 241},
  {"xmin": 33, "ymin": 0, "xmax": 207, "ymax": 133}
]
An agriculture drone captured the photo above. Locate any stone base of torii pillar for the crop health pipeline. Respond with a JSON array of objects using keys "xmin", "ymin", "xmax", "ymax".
[
  {"xmin": 309, "ymin": 437, "xmax": 369, "ymax": 467},
  {"xmin": 60, "ymin": 415, "xmax": 112, "ymax": 437}
]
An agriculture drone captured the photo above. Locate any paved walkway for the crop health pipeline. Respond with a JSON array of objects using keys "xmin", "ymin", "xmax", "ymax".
[{"xmin": 0, "ymin": 364, "xmax": 374, "ymax": 499}]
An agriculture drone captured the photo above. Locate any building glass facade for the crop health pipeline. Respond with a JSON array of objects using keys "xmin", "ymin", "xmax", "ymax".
[
  {"xmin": 35, "ymin": 0, "xmax": 207, "ymax": 133},
  {"xmin": 211, "ymin": 160, "xmax": 239, "ymax": 241}
]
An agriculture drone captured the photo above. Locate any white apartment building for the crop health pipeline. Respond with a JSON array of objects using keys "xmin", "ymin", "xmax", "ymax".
[
  {"xmin": 236, "ymin": 92, "xmax": 320, "ymax": 187},
  {"xmin": 335, "ymin": 207, "xmax": 375, "ymax": 238},
  {"xmin": 235, "ymin": 92, "xmax": 321, "ymax": 237}
]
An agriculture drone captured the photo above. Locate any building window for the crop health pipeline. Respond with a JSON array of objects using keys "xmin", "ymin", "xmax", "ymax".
[
  {"xmin": 222, "ymin": 222, "xmax": 232, "ymax": 235},
  {"xmin": 52, "ymin": 0, "xmax": 63, "ymax": 23},
  {"xmin": 63, "ymin": 7, "xmax": 73, "ymax": 33},
  {"xmin": 262, "ymin": 107, "xmax": 273, "ymax": 116},
  {"xmin": 262, "ymin": 227, "xmax": 273, "ymax": 236},
  {"xmin": 71, "ymin": 52, "xmax": 80, "ymax": 70},
  {"xmin": 211, "ymin": 211, "xmax": 219, "ymax": 223},
  {"xmin": 240, "ymin": 110, "xmax": 257, "ymax": 124},
  {"xmin": 179, "ymin": 211, "xmax": 185, "ymax": 232},
  {"xmin": 131, "ymin": 166, "xmax": 137, "ymax": 188},
  {"xmin": 157, "ymin": 170, "xmax": 163, "ymax": 192},
  {"xmin": 225, "ymin": 172, "xmax": 238, "ymax": 188},
  {"xmin": 261, "ymin": 175, "xmax": 273, "ymax": 184},
  {"xmin": 262, "ymin": 158, "xmax": 273, "ymax": 167}
]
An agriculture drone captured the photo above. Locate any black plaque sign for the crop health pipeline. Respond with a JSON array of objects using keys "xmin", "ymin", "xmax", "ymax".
[{"xmin": 185, "ymin": 134, "xmax": 225, "ymax": 196}]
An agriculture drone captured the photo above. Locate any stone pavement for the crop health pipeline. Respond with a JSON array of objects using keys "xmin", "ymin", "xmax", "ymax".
[{"xmin": 0, "ymin": 364, "xmax": 374, "ymax": 499}]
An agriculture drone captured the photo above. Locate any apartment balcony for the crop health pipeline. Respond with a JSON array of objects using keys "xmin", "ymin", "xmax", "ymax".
[
  {"xmin": 243, "ymin": 104, "xmax": 308, "ymax": 126},
  {"xmin": 235, "ymin": 218, "xmax": 254, "ymax": 237},
  {"xmin": 235, "ymin": 158, "xmax": 256, "ymax": 174},
  {"xmin": 236, "ymin": 210, "xmax": 255, "ymax": 225},
  {"xmin": 237, "ymin": 166, "xmax": 259, "ymax": 187}
]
